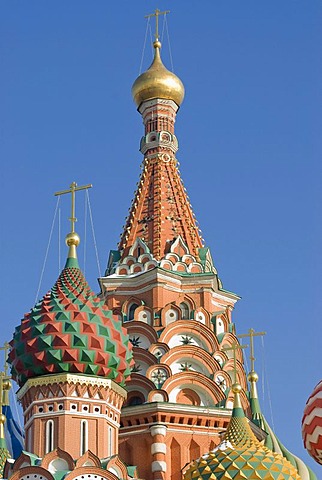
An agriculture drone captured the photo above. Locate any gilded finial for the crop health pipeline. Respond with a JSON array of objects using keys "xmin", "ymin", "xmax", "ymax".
[
  {"xmin": 132, "ymin": 8, "xmax": 184, "ymax": 108},
  {"xmin": 145, "ymin": 8, "xmax": 170, "ymax": 43},
  {"xmin": 0, "ymin": 375, "xmax": 5, "ymax": 441},
  {"xmin": 0, "ymin": 354, "xmax": 11, "ymax": 471},
  {"xmin": 55, "ymin": 182, "xmax": 92, "ymax": 259},
  {"xmin": 0, "ymin": 343, "xmax": 12, "ymax": 441},
  {"xmin": 0, "ymin": 343, "xmax": 11, "ymax": 408},
  {"xmin": 238, "ymin": 328, "xmax": 266, "ymax": 399},
  {"xmin": 238, "ymin": 328, "xmax": 266, "ymax": 373},
  {"xmin": 238, "ymin": 328, "xmax": 266, "ymax": 424},
  {"xmin": 222, "ymin": 342, "xmax": 248, "ymax": 412},
  {"xmin": 222, "ymin": 342, "xmax": 248, "ymax": 385}
]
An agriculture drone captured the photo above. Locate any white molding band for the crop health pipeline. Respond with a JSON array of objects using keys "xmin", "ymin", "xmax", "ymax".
[
  {"xmin": 150, "ymin": 425, "xmax": 167, "ymax": 437},
  {"xmin": 151, "ymin": 443, "xmax": 166, "ymax": 455},
  {"xmin": 152, "ymin": 461, "xmax": 167, "ymax": 472}
]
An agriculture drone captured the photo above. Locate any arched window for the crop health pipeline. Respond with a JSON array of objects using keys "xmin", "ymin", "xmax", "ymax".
[
  {"xmin": 45, "ymin": 420, "xmax": 54, "ymax": 453},
  {"xmin": 128, "ymin": 303, "xmax": 139, "ymax": 321},
  {"xmin": 129, "ymin": 396, "xmax": 143, "ymax": 406},
  {"xmin": 216, "ymin": 316, "xmax": 225, "ymax": 335},
  {"xmin": 180, "ymin": 302, "xmax": 190, "ymax": 319},
  {"xmin": 80, "ymin": 420, "xmax": 88, "ymax": 455}
]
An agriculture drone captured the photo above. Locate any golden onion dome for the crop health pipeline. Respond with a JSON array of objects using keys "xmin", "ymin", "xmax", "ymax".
[{"xmin": 132, "ymin": 40, "xmax": 185, "ymax": 108}]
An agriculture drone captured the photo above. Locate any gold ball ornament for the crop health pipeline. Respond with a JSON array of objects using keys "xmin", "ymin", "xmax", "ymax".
[
  {"xmin": 65, "ymin": 232, "xmax": 80, "ymax": 247},
  {"xmin": 2, "ymin": 380, "xmax": 11, "ymax": 391},
  {"xmin": 248, "ymin": 371, "xmax": 259, "ymax": 383},
  {"xmin": 232, "ymin": 382, "xmax": 242, "ymax": 394}
]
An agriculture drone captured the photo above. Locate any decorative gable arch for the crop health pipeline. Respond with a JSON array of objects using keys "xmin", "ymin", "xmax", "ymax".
[
  {"xmin": 129, "ymin": 237, "xmax": 151, "ymax": 257},
  {"xmin": 163, "ymin": 371, "xmax": 225, "ymax": 406},
  {"xmin": 12, "ymin": 453, "xmax": 32, "ymax": 473},
  {"xmin": 42, "ymin": 448, "xmax": 74, "ymax": 472},
  {"xmin": 161, "ymin": 304, "xmax": 181, "ymax": 326},
  {"xmin": 10, "ymin": 467, "xmax": 55, "ymax": 480},
  {"xmin": 64, "ymin": 467, "xmax": 118, "ymax": 480},
  {"xmin": 170, "ymin": 236, "xmax": 189, "ymax": 257},
  {"xmin": 76, "ymin": 450, "xmax": 101, "ymax": 468}
]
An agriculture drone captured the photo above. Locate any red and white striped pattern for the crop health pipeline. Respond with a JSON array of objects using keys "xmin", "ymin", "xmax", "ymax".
[{"xmin": 302, "ymin": 380, "xmax": 322, "ymax": 465}]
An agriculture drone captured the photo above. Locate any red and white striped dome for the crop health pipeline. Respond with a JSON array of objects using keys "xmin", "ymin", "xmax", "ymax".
[{"xmin": 302, "ymin": 380, "xmax": 322, "ymax": 465}]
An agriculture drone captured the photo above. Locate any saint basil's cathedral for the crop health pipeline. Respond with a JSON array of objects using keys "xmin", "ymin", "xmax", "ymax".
[{"xmin": 0, "ymin": 10, "xmax": 320, "ymax": 480}]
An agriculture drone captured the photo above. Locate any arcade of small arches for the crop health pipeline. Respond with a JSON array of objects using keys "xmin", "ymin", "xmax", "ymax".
[
  {"xmin": 5, "ymin": 450, "xmax": 130, "ymax": 480},
  {"xmin": 114, "ymin": 298, "xmax": 229, "ymax": 336},
  {"xmin": 113, "ymin": 236, "xmax": 214, "ymax": 277}
]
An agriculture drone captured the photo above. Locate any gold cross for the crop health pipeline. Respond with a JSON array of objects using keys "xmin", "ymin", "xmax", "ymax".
[
  {"xmin": 222, "ymin": 342, "xmax": 248, "ymax": 384},
  {"xmin": 0, "ymin": 373, "xmax": 4, "ymax": 411},
  {"xmin": 0, "ymin": 342, "xmax": 10, "ymax": 377},
  {"xmin": 0, "ymin": 342, "xmax": 11, "ymax": 407},
  {"xmin": 55, "ymin": 182, "xmax": 92, "ymax": 233},
  {"xmin": 238, "ymin": 328, "xmax": 266, "ymax": 372},
  {"xmin": 145, "ymin": 8, "xmax": 170, "ymax": 41}
]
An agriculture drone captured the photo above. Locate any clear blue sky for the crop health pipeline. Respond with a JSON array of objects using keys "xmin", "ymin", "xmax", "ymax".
[{"xmin": 0, "ymin": 1, "xmax": 321, "ymax": 474}]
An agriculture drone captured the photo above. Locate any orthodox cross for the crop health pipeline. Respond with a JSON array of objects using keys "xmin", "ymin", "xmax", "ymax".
[
  {"xmin": 0, "ymin": 342, "xmax": 11, "ymax": 407},
  {"xmin": 222, "ymin": 342, "xmax": 248, "ymax": 384},
  {"xmin": 0, "ymin": 373, "xmax": 3, "ymax": 413},
  {"xmin": 55, "ymin": 182, "xmax": 92, "ymax": 233},
  {"xmin": 238, "ymin": 328, "xmax": 266, "ymax": 372},
  {"xmin": 145, "ymin": 8, "xmax": 170, "ymax": 40},
  {"xmin": 0, "ymin": 342, "xmax": 10, "ymax": 377}
]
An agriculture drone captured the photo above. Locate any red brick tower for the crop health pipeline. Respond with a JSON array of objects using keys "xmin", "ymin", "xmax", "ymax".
[{"xmin": 99, "ymin": 29, "xmax": 249, "ymax": 480}]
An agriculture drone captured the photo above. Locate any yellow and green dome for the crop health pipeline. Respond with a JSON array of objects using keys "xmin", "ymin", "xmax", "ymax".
[
  {"xmin": 184, "ymin": 384, "xmax": 301, "ymax": 480},
  {"xmin": 132, "ymin": 40, "xmax": 185, "ymax": 108}
]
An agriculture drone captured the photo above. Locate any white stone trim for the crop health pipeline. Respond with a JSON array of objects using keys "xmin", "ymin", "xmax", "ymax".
[
  {"xmin": 152, "ymin": 461, "xmax": 167, "ymax": 472},
  {"xmin": 18, "ymin": 373, "xmax": 126, "ymax": 399},
  {"xmin": 151, "ymin": 443, "xmax": 166, "ymax": 455},
  {"xmin": 150, "ymin": 425, "xmax": 167, "ymax": 437}
]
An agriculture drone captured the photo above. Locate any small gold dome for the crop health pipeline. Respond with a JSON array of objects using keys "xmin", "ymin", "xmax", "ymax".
[
  {"xmin": 65, "ymin": 232, "xmax": 80, "ymax": 247},
  {"xmin": 232, "ymin": 382, "xmax": 242, "ymax": 394},
  {"xmin": 248, "ymin": 370, "xmax": 259, "ymax": 383},
  {"xmin": 132, "ymin": 41, "xmax": 185, "ymax": 108}
]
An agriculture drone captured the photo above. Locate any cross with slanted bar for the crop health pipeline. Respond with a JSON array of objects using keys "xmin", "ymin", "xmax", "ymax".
[
  {"xmin": 55, "ymin": 182, "xmax": 92, "ymax": 233},
  {"xmin": 238, "ymin": 328, "xmax": 266, "ymax": 372},
  {"xmin": 222, "ymin": 342, "xmax": 248, "ymax": 385},
  {"xmin": 0, "ymin": 342, "xmax": 10, "ymax": 377},
  {"xmin": 0, "ymin": 342, "xmax": 11, "ymax": 407},
  {"xmin": 145, "ymin": 9, "xmax": 170, "ymax": 40}
]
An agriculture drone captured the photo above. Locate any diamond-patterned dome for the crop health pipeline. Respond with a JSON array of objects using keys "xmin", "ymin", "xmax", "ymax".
[
  {"xmin": 9, "ymin": 257, "xmax": 133, "ymax": 387},
  {"xmin": 184, "ymin": 387, "xmax": 301, "ymax": 480}
]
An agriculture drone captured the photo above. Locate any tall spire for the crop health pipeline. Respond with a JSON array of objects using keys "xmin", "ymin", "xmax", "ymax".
[
  {"xmin": 119, "ymin": 154, "xmax": 204, "ymax": 260},
  {"xmin": 120, "ymin": 26, "xmax": 203, "ymax": 261}
]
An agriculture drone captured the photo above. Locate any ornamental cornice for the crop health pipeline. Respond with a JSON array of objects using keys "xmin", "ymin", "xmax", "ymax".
[
  {"xmin": 140, "ymin": 137, "xmax": 178, "ymax": 155},
  {"xmin": 17, "ymin": 373, "xmax": 127, "ymax": 400},
  {"xmin": 122, "ymin": 400, "xmax": 232, "ymax": 418},
  {"xmin": 102, "ymin": 273, "xmax": 239, "ymax": 304},
  {"xmin": 139, "ymin": 98, "xmax": 178, "ymax": 113}
]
